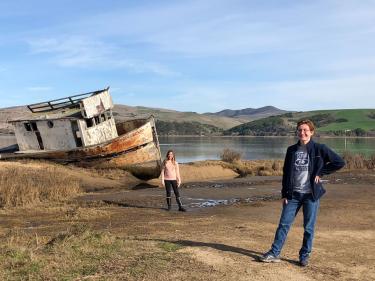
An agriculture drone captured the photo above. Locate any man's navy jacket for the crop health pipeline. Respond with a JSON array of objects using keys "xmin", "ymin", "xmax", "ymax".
[{"xmin": 282, "ymin": 139, "xmax": 345, "ymax": 200}]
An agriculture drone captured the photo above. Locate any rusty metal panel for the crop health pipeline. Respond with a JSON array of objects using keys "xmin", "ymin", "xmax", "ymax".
[
  {"xmin": 81, "ymin": 90, "xmax": 114, "ymax": 118},
  {"xmin": 75, "ymin": 142, "xmax": 162, "ymax": 180}
]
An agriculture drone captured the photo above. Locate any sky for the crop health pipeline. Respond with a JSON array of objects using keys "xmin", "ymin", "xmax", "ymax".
[{"xmin": 0, "ymin": 0, "xmax": 374, "ymax": 113}]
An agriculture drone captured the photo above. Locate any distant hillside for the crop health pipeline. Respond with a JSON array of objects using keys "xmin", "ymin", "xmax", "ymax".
[
  {"xmin": 224, "ymin": 116, "xmax": 292, "ymax": 136},
  {"xmin": 2, "ymin": 104, "xmax": 372, "ymax": 137},
  {"xmin": 206, "ymin": 106, "xmax": 288, "ymax": 121},
  {"xmin": 156, "ymin": 120, "xmax": 223, "ymax": 136},
  {"xmin": 0, "ymin": 106, "xmax": 32, "ymax": 134},
  {"xmin": 0, "ymin": 104, "xmax": 242, "ymax": 134},
  {"xmin": 113, "ymin": 105, "xmax": 243, "ymax": 130},
  {"xmin": 225, "ymin": 109, "xmax": 375, "ymax": 136}
]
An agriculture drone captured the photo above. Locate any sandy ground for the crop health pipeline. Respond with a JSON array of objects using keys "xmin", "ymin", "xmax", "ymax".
[{"xmin": 0, "ymin": 162, "xmax": 374, "ymax": 280}]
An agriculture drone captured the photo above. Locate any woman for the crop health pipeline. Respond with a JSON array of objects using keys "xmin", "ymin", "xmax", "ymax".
[
  {"xmin": 161, "ymin": 150, "xmax": 186, "ymax": 212},
  {"xmin": 260, "ymin": 119, "xmax": 345, "ymax": 266}
]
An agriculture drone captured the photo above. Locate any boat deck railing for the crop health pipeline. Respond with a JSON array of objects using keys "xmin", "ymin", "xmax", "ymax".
[{"xmin": 27, "ymin": 87, "xmax": 109, "ymax": 113}]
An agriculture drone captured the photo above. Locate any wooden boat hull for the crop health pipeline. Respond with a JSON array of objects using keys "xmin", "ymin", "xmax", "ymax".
[{"xmin": 0, "ymin": 117, "xmax": 162, "ymax": 180}]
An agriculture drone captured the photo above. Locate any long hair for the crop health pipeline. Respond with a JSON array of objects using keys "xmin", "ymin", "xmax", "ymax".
[{"xmin": 163, "ymin": 150, "xmax": 176, "ymax": 167}]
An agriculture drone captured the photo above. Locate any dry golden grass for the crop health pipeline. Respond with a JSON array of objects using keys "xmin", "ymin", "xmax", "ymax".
[
  {"xmin": 217, "ymin": 148, "xmax": 283, "ymax": 176},
  {"xmin": 188, "ymin": 159, "xmax": 284, "ymax": 177},
  {"xmin": 234, "ymin": 159, "xmax": 284, "ymax": 176},
  {"xmin": 0, "ymin": 225, "xmax": 206, "ymax": 280},
  {"xmin": 0, "ymin": 162, "xmax": 81, "ymax": 208}
]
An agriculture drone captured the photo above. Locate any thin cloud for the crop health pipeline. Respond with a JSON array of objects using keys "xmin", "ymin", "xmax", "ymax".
[{"xmin": 27, "ymin": 36, "xmax": 179, "ymax": 76}]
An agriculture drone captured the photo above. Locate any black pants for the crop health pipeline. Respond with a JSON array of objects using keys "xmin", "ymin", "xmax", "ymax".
[{"xmin": 164, "ymin": 180, "xmax": 180, "ymax": 198}]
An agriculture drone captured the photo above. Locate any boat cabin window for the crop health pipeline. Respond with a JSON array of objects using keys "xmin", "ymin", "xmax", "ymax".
[
  {"xmin": 86, "ymin": 118, "xmax": 94, "ymax": 128},
  {"xmin": 105, "ymin": 111, "xmax": 112, "ymax": 120},
  {"xmin": 24, "ymin": 123, "xmax": 32, "ymax": 131},
  {"xmin": 31, "ymin": 122, "xmax": 38, "ymax": 131},
  {"xmin": 94, "ymin": 116, "xmax": 100, "ymax": 125},
  {"xmin": 47, "ymin": 121, "xmax": 54, "ymax": 128},
  {"xmin": 100, "ymin": 113, "xmax": 106, "ymax": 122}
]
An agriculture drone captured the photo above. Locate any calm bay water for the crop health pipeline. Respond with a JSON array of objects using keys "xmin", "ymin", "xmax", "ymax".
[
  {"xmin": 1, "ymin": 135, "xmax": 374, "ymax": 163},
  {"xmin": 159, "ymin": 136, "xmax": 375, "ymax": 163}
]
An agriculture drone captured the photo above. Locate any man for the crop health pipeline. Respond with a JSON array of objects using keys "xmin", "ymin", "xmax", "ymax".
[{"xmin": 260, "ymin": 119, "xmax": 345, "ymax": 266}]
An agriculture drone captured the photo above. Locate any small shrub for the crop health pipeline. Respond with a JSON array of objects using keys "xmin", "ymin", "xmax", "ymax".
[
  {"xmin": 220, "ymin": 148, "xmax": 242, "ymax": 163},
  {"xmin": 353, "ymin": 128, "xmax": 367, "ymax": 136}
]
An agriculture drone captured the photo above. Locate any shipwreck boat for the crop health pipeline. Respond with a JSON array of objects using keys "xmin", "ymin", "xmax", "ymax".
[{"xmin": 0, "ymin": 87, "xmax": 162, "ymax": 180}]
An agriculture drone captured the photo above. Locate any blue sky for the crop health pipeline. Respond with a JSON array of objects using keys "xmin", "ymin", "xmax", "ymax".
[{"xmin": 0, "ymin": 0, "xmax": 374, "ymax": 113}]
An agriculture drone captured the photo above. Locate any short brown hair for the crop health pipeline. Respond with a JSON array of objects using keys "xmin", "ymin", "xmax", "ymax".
[{"xmin": 297, "ymin": 119, "xmax": 315, "ymax": 131}]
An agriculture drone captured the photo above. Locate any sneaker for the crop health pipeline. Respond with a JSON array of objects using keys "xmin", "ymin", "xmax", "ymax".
[
  {"xmin": 299, "ymin": 257, "xmax": 309, "ymax": 267},
  {"xmin": 259, "ymin": 252, "xmax": 281, "ymax": 263}
]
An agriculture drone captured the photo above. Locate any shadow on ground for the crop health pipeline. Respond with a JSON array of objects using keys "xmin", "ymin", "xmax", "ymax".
[
  {"xmin": 131, "ymin": 183, "xmax": 159, "ymax": 190},
  {"xmin": 151, "ymin": 239, "xmax": 299, "ymax": 265},
  {"xmin": 102, "ymin": 199, "xmax": 165, "ymax": 210}
]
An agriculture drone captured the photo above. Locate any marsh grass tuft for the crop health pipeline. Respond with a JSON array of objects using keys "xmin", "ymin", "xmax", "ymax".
[
  {"xmin": 230, "ymin": 160, "xmax": 284, "ymax": 177},
  {"xmin": 342, "ymin": 151, "xmax": 375, "ymax": 170},
  {"xmin": 0, "ymin": 163, "xmax": 81, "ymax": 208}
]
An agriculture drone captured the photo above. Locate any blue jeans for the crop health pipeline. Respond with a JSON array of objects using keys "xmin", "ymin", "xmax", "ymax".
[{"xmin": 270, "ymin": 192, "xmax": 320, "ymax": 260}]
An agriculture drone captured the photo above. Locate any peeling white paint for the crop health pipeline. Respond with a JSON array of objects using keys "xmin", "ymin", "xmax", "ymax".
[
  {"xmin": 78, "ymin": 118, "xmax": 118, "ymax": 147},
  {"xmin": 37, "ymin": 120, "xmax": 77, "ymax": 150},
  {"xmin": 81, "ymin": 90, "xmax": 113, "ymax": 119},
  {"xmin": 13, "ymin": 123, "xmax": 40, "ymax": 151}
]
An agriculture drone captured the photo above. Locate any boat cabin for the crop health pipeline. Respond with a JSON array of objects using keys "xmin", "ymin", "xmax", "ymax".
[{"xmin": 9, "ymin": 88, "xmax": 118, "ymax": 152}]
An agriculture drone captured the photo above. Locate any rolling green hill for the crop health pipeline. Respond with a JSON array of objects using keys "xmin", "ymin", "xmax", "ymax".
[
  {"xmin": 224, "ymin": 116, "xmax": 291, "ymax": 136},
  {"xmin": 225, "ymin": 109, "xmax": 375, "ymax": 136}
]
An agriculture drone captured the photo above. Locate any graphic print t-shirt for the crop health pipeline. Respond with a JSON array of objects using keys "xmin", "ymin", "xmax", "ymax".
[{"xmin": 293, "ymin": 145, "xmax": 312, "ymax": 193}]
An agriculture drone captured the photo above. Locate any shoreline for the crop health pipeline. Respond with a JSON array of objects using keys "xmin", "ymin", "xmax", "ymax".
[{"xmin": 1, "ymin": 132, "xmax": 375, "ymax": 139}]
